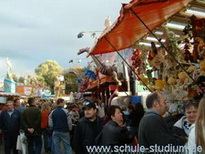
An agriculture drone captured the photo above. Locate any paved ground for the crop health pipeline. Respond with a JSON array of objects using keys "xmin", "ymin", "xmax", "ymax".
[
  {"xmin": 0, "ymin": 138, "xmax": 49, "ymax": 154},
  {"xmin": 0, "ymin": 140, "xmax": 74, "ymax": 154}
]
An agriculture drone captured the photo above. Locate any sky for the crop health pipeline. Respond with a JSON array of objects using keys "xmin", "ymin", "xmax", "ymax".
[{"xmin": 0, "ymin": 0, "xmax": 130, "ymax": 78}]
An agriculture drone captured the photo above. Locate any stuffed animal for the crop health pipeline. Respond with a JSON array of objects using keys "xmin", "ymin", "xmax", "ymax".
[
  {"xmin": 200, "ymin": 61, "xmax": 205, "ymax": 71},
  {"xmin": 178, "ymin": 72, "xmax": 188, "ymax": 83},
  {"xmin": 167, "ymin": 76, "xmax": 176, "ymax": 85},
  {"xmin": 131, "ymin": 49, "xmax": 141, "ymax": 74}
]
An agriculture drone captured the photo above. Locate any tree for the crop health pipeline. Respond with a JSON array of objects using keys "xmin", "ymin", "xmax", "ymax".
[
  {"xmin": 18, "ymin": 76, "xmax": 26, "ymax": 84},
  {"xmin": 63, "ymin": 67, "xmax": 84, "ymax": 94},
  {"xmin": 35, "ymin": 60, "xmax": 63, "ymax": 93},
  {"xmin": 12, "ymin": 73, "xmax": 18, "ymax": 82},
  {"xmin": 64, "ymin": 73, "xmax": 78, "ymax": 94}
]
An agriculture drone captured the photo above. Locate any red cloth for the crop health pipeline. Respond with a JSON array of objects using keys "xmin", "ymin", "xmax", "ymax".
[{"xmin": 41, "ymin": 109, "xmax": 50, "ymax": 129}]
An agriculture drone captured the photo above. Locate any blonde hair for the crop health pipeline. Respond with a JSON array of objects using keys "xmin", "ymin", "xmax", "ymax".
[{"xmin": 195, "ymin": 97, "xmax": 205, "ymax": 149}]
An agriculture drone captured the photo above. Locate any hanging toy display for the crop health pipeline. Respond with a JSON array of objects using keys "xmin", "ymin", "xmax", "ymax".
[
  {"xmin": 148, "ymin": 42, "xmax": 158, "ymax": 68},
  {"xmin": 138, "ymin": 74, "xmax": 148, "ymax": 85},
  {"xmin": 183, "ymin": 38, "xmax": 193, "ymax": 62},
  {"xmin": 131, "ymin": 49, "xmax": 141, "ymax": 74},
  {"xmin": 155, "ymin": 79, "xmax": 165, "ymax": 92},
  {"xmin": 167, "ymin": 76, "xmax": 176, "ymax": 85}
]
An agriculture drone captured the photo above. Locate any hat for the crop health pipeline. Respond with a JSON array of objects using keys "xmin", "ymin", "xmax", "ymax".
[{"xmin": 83, "ymin": 101, "xmax": 96, "ymax": 109}]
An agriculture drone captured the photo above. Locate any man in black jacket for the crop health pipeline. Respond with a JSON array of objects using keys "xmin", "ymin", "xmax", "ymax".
[
  {"xmin": 22, "ymin": 98, "xmax": 42, "ymax": 154},
  {"xmin": 73, "ymin": 100, "xmax": 103, "ymax": 154},
  {"xmin": 138, "ymin": 92, "xmax": 187, "ymax": 153}
]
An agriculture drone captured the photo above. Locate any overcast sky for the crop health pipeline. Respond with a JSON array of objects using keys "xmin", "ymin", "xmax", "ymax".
[{"xmin": 0, "ymin": 0, "xmax": 130, "ymax": 78}]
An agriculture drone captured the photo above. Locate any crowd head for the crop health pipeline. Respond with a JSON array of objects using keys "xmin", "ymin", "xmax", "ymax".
[{"xmin": 146, "ymin": 92, "xmax": 168, "ymax": 116}]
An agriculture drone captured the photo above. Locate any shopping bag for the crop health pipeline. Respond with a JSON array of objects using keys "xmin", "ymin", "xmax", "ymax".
[
  {"xmin": 16, "ymin": 135, "xmax": 22, "ymax": 150},
  {"xmin": 19, "ymin": 129, "xmax": 27, "ymax": 154}
]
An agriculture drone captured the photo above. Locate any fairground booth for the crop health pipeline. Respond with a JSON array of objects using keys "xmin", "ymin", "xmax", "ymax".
[{"xmin": 78, "ymin": 0, "xmax": 205, "ymax": 109}]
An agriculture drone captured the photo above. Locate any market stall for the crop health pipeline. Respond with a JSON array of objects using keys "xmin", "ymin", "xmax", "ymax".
[
  {"xmin": 83, "ymin": 0, "xmax": 205, "ymax": 104},
  {"xmin": 0, "ymin": 92, "xmax": 21, "ymax": 103}
]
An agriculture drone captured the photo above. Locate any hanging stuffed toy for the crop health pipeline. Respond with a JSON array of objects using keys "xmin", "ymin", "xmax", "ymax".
[
  {"xmin": 191, "ymin": 15, "xmax": 205, "ymax": 60},
  {"xmin": 151, "ymin": 47, "xmax": 165, "ymax": 70},
  {"xmin": 197, "ymin": 37, "xmax": 205, "ymax": 59},
  {"xmin": 183, "ymin": 38, "xmax": 193, "ymax": 62},
  {"xmin": 148, "ymin": 42, "xmax": 157, "ymax": 64},
  {"xmin": 131, "ymin": 49, "xmax": 141, "ymax": 74},
  {"xmin": 167, "ymin": 76, "xmax": 176, "ymax": 85},
  {"xmin": 191, "ymin": 15, "xmax": 205, "ymax": 43},
  {"xmin": 138, "ymin": 74, "xmax": 148, "ymax": 85},
  {"xmin": 178, "ymin": 72, "xmax": 188, "ymax": 84},
  {"xmin": 155, "ymin": 79, "xmax": 165, "ymax": 92}
]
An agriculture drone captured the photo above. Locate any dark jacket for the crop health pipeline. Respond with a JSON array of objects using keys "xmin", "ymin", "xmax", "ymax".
[
  {"xmin": 22, "ymin": 105, "xmax": 41, "ymax": 136},
  {"xmin": 0, "ymin": 109, "xmax": 21, "ymax": 134},
  {"xmin": 138, "ymin": 110, "xmax": 187, "ymax": 149},
  {"xmin": 128, "ymin": 110, "xmax": 144, "ymax": 127},
  {"xmin": 49, "ymin": 106, "xmax": 72, "ymax": 132},
  {"xmin": 101, "ymin": 120, "xmax": 134, "ymax": 146},
  {"xmin": 73, "ymin": 117, "xmax": 103, "ymax": 154}
]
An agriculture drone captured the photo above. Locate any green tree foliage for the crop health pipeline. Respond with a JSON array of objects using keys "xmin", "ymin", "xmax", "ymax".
[
  {"xmin": 18, "ymin": 76, "xmax": 25, "ymax": 83},
  {"xmin": 64, "ymin": 73, "xmax": 78, "ymax": 94},
  {"xmin": 64, "ymin": 67, "xmax": 84, "ymax": 94},
  {"xmin": 12, "ymin": 73, "xmax": 18, "ymax": 82},
  {"xmin": 35, "ymin": 60, "xmax": 62, "ymax": 93}
]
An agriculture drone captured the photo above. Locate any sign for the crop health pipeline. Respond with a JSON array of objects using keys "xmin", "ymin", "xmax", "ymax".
[
  {"xmin": 17, "ymin": 86, "xmax": 33, "ymax": 96},
  {"xmin": 4, "ymin": 78, "xmax": 16, "ymax": 93},
  {"xmin": 41, "ymin": 89, "xmax": 52, "ymax": 98}
]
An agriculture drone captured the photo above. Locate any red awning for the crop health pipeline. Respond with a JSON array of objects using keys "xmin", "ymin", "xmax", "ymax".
[{"xmin": 88, "ymin": 0, "xmax": 192, "ymax": 55}]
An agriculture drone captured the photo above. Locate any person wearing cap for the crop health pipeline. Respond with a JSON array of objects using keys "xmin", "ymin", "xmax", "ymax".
[
  {"xmin": 73, "ymin": 100, "xmax": 103, "ymax": 154},
  {"xmin": 49, "ymin": 98, "xmax": 72, "ymax": 154}
]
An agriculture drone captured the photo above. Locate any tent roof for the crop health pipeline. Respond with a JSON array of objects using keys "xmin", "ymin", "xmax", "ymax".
[
  {"xmin": 88, "ymin": 0, "xmax": 193, "ymax": 55},
  {"xmin": 0, "ymin": 92, "xmax": 21, "ymax": 97}
]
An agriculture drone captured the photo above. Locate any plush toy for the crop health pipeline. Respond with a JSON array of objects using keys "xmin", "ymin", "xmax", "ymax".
[
  {"xmin": 192, "ymin": 39, "xmax": 200, "ymax": 62},
  {"xmin": 172, "ymin": 80, "xmax": 189, "ymax": 100},
  {"xmin": 200, "ymin": 61, "xmax": 205, "ymax": 71},
  {"xmin": 139, "ymin": 74, "xmax": 148, "ymax": 85},
  {"xmin": 197, "ymin": 39, "xmax": 205, "ymax": 59},
  {"xmin": 178, "ymin": 72, "xmax": 188, "ymax": 83},
  {"xmin": 155, "ymin": 79, "xmax": 165, "ymax": 91},
  {"xmin": 191, "ymin": 16, "xmax": 205, "ymax": 43},
  {"xmin": 148, "ymin": 42, "xmax": 157, "ymax": 63},
  {"xmin": 131, "ymin": 49, "xmax": 141, "ymax": 74},
  {"xmin": 167, "ymin": 76, "xmax": 176, "ymax": 85},
  {"xmin": 183, "ymin": 38, "xmax": 193, "ymax": 62},
  {"xmin": 150, "ymin": 47, "xmax": 165, "ymax": 70}
]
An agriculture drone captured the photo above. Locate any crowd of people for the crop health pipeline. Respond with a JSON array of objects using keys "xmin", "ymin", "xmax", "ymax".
[{"xmin": 0, "ymin": 92, "xmax": 204, "ymax": 154}]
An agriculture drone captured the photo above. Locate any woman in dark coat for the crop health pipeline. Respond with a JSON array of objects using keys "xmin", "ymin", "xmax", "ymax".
[{"xmin": 100, "ymin": 105, "xmax": 134, "ymax": 146}]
